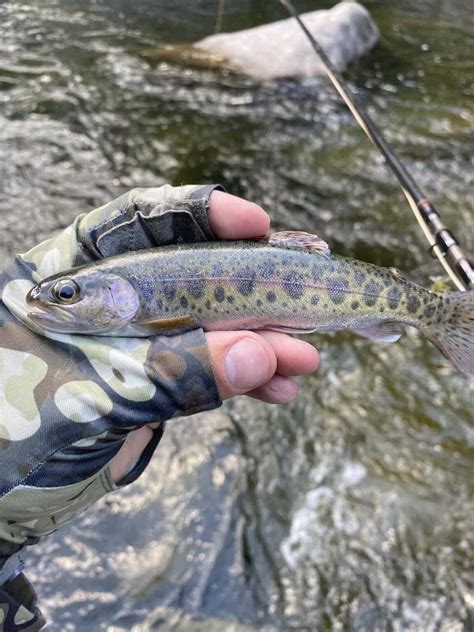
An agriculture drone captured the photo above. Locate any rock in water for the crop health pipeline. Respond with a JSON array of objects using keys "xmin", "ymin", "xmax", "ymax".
[{"xmin": 196, "ymin": 1, "xmax": 379, "ymax": 80}]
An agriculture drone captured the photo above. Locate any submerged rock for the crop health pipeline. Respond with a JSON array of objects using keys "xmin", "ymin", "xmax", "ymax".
[{"xmin": 195, "ymin": 1, "xmax": 379, "ymax": 80}]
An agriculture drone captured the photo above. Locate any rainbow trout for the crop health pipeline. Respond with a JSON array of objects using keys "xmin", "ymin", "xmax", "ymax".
[{"xmin": 26, "ymin": 232, "xmax": 473, "ymax": 377}]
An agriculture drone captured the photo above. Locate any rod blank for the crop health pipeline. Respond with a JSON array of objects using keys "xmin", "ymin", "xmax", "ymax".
[{"xmin": 280, "ymin": 0, "xmax": 473, "ymax": 291}]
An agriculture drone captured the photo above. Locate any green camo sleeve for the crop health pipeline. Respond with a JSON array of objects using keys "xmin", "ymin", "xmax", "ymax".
[{"xmin": 0, "ymin": 185, "xmax": 223, "ymax": 584}]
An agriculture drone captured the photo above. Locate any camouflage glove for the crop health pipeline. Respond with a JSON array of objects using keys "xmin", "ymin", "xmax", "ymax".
[
  {"xmin": 0, "ymin": 184, "xmax": 320, "ymax": 631},
  {"xmin": 0, "ymin": 185, "xmax": 224, "ymax": 630},
  {"xmin": 0, "ymin": 565, "xmax": 45, "ymax": 632}
]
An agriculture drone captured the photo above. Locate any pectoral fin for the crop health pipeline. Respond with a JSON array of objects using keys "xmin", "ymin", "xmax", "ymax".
[
  {"xmin": 137, "ymin": 315, "xmax": 199, "ymax": 335},
  {"xmin": 352, "ymin": 322, "xmax": 402, "ymax": 344}
]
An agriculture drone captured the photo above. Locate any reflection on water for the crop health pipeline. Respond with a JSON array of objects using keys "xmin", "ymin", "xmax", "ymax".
[{"xmin": 0, "ymin": 1, "xmax": 472, "ymax": 629}]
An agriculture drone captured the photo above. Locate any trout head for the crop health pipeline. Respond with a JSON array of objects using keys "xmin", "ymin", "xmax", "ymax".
[{"xmin": 26, "ymin": 270, "xmax": 140, "ymax": 334}]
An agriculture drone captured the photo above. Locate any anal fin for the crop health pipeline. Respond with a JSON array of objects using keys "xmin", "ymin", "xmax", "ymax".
[{"xmin": 352, "ymin": 322, "xmax": 402, "ymax": 344}]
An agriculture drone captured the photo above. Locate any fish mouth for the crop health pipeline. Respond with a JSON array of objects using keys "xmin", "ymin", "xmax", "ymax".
[
  {"xmin": 26, "ymin": 285, "xmax": 43, "ymax": 306},
  {"xmin": 26, "ymin": 299, "xmax": 117, "ymax": 335},
  {"xmin": 27, "ymin": 306, "xmax": 77, "ymax": 333}
]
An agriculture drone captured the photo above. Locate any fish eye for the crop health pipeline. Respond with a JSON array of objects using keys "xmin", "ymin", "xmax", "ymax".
[{"xmin": 52, "ymin": 279, "xmax": 80, "ymax": 304}]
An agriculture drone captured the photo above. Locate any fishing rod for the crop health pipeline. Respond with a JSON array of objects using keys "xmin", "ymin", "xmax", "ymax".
[{"xmin": 280, "ymin": 0, "xmax": 473, "ymax": 291}]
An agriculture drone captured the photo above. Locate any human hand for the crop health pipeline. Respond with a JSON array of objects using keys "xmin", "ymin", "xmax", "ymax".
[
  {"xmin": 0, "ymin": 185, "xmax": 319, "ymax": 629},
  {"xmin": 0, "ymin": 184, "xmax": 318, "ymax": 505},
  {"xmin": 205, "ymin": 190, "xmax": 319, "ymax": 404},
  {"xmin": 104, "ymin": 189, "xmax": 319, "ymax": 480}
]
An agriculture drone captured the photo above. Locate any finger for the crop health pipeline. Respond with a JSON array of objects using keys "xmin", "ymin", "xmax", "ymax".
[
  {"xmin": 247, "ymin": 374, "xmax": 300, "ymax": 404},
  {"xmin": 257, "ymin": 330, "xmax": 319, "ymax": 376},
  {"xmin": 208, "ymin": 190, "xmax": 270, "ymax": 240},
  {"xmin": 206, "ymin": 330, "xmax": 277, "ymax": 400},
  {"xmin": 108, "ymin": 426, "xmax": 153, "ymax": 482}
]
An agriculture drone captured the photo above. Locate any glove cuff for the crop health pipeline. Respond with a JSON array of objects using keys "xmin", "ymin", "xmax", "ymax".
[
  {"xmin": 145, "ymin": 327, "xmax": 222, "ymax": 423},
  {"xmin": 79, "ymin": 184, "xmax": 225, "ymax": 262}
]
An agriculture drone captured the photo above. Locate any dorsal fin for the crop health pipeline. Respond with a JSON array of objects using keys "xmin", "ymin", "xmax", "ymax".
[{"xmin": 266, "ymin": 231, "xmax": 331, "ymax": 256}]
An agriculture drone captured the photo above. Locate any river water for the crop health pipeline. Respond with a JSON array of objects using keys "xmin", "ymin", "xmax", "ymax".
[{"xmin": 0, "ymin": 1, "xmax": 473, "ymax": 630}]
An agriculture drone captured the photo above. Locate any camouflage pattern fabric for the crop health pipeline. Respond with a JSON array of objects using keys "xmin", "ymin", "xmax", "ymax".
[
  {"xmin": 0, "ymin": 185, "xmax": 223, "ymax": 631},
  {"xmin": 0, "ymin": 573, "xmax": 45, "ymax": 632}
]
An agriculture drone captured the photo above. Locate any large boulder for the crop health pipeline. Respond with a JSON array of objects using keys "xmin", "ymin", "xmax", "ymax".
[{"xmin": 196, "ymin": 1, "xmax": 379, "ymax": 80}]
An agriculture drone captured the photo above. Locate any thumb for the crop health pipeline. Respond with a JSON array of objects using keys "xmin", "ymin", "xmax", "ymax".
[{"xmin": 205, "ymin": 331, "xmax": 277, "ymax": 400}]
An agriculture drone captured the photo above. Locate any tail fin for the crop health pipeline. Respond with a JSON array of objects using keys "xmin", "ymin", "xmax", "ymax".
[{"xmin": 422, "ymin": 291, "xmax": 474, "ymax": 378}]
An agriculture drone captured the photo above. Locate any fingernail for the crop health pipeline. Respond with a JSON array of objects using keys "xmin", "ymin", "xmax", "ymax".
[{"xmin": 225, "ymin": 338, "xmax": 272, "ymax": 390}]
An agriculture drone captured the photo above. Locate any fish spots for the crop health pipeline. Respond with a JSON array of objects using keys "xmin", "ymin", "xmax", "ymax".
[
  {"xmin": 355, "ymin": 270, "xmax": 366, "ymax": 284},
  {"xmin": 211, "ymin": 262, "xmax": 224, "ymax": 277},
  {"xmin": 226, "ymin": 295, "xmax": 235, "ymax": 304},
  {"xmin": 256, "ymin": 299, "xmax": 262, "ymax": 307},
  {"xmin": 363, "ymin": 281, "xmax": 382, "ymax": 307},
  {"xmin": 236, "ymin": 267, "xmax": 256, "ymax": 296},
  {"xmin": 266, "ymin": 291, "xmax": 276, "ymax": 303},
  {"xmin": 351, "ymin": 301, "xmax": 359, "ymax": 310},
  {"xmin": 424, "ymin": 304, "xmax": 435, "ymax": 319},
  {"xmin": 406, "ymin": 294, "xmax": 421, "ymax": 314},
  {"xmin": 324, "ymin": 257, "xmax": 338, "ymax": 272},
  {"xmin": 205, "ymin": 300, "xmax": 211, "ymax": 310},
  {"xmin": 387, "ymin": 287, "xmax": 401, "ymax": 310},
  {"xmin": 260, "ymin": 261, "xmax": 276, "ymax": 278},
  {"xmin": 282, "ymin": 270, "xmax": 305, "ymax": 299},
  {"xmin": 180, "ymin": 295, "xmax": 188, "ymax": 308},
  {"xmin": 162, "ymin": 275, "xmax": 177, "ymax": 301},
  {"xmin": 136, "ymin": 277, "xmax": 154, "ymax": 302},
  {"xmin": 327, "ymin": 277, "xmax": 349, "ymax": 305},
  {"xmin": 312, "ymin": 265, "xmax": 323, "ymax": 281},
  {"xmin": 186, "ymin": 273, "xmax": 205, "ymax": 298},
  {"xmin": 311, "ymin": 294, "xmax": 319, "ymax": 306},
  {"xmin": 214, "ymin": 286, "xmax": 225, "ymax": 303}
]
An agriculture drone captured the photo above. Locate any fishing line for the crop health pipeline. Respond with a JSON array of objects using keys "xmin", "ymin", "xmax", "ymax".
[
  {"xmin": 214, "ymin": 0, "xmax": 225, "ymax": 34},
  {"xmin": 280, "ymin": 0, "xmax": 473, "ymax": 291}
]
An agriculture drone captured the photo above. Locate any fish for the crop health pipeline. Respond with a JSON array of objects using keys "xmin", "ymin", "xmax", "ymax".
[{"xmin": 26, "ymin": 231, "xmax": 474, "ymax": 377}]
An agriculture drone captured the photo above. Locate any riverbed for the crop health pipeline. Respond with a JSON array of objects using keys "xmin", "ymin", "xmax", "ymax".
[{"xmin": 0, "ymin": 1, "xmax": 472, "ymax": 630}]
